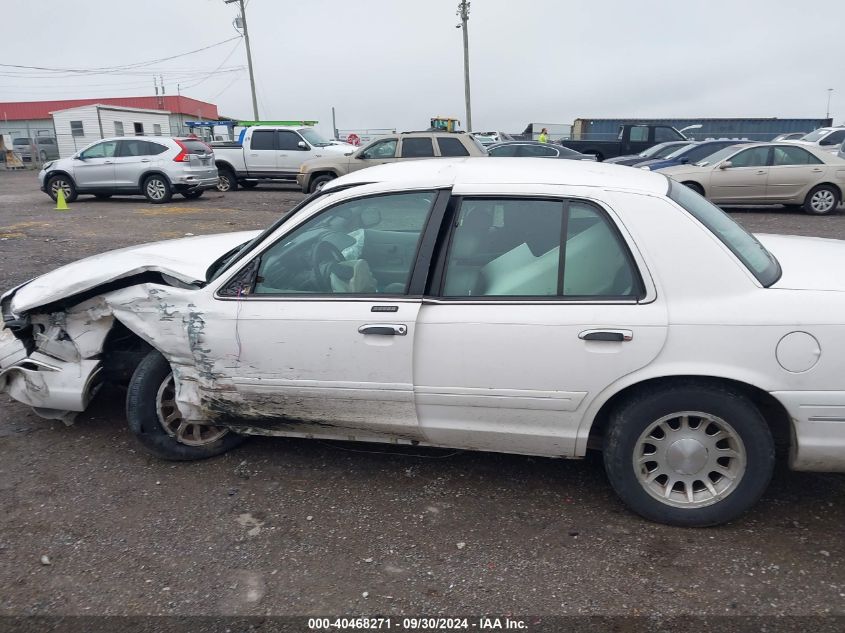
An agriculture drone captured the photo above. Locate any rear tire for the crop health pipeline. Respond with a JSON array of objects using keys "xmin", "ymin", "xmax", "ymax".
[
  {"xmin": 181, "ymin": 190, "xmax": 204, "ymax": 199},
  {"xmin": 142, "ymin": 175, "xmax": 172, "ymax": 204},
  {"xmin": 309, "ymin": 173, "xmax": 336, "ymax": 193},
  {"xmin": 126, "ymin": 350, "xmax": 245, "ymax": 461},
  {"xmin": 603, "ymin": 383, "xmax": 774, "ymax": 527},
  {"xmin": 216, "ymin": 168, "xmax": 238, "ymax": 192},
  {"xmin": 803, "ymin": 185, "xmax": 840, "ymax": 215},
  {"xmin": 46, "ymin": 175, "xmax": 78, "ymax": 202}
]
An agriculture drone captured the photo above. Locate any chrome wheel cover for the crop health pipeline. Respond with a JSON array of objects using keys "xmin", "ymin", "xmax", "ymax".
[
  {"xmin": 146, "ymin": 179, "xmax": 167, "ymax": 200},
  {"xmin": 50, "ymin": 179, "xmax": 71, "ymax": 198},
  {"xmin": 156, "ymin": 373, "xmax": 228, "ymax": 446},
  {"xmin": 216, "ymin": 175, "xmax": 231, "ymax": 192},
  {"xmin": 810, "ymin": 189, "xmax": 836, "ymax": 213},
  {"xmin": 634, "ymin": 411, "xmax": 746, "ymax": 509}
]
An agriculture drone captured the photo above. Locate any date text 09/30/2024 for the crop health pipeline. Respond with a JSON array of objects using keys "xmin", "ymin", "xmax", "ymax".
[{"xmin": 307, "ymin": 617, "xmax": 530, "ymax": 630}]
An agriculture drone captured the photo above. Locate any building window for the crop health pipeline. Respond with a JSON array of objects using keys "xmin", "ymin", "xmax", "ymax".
[
  {"xmin": 114, "ymin": 121, "xmax": 124, "ymax": 136},
  {"xmin": 70, "ymin": 121, "xmax": 84, "ymax": 137},
  {"xmin": 133, "ymin": 122, "xmax": 144, "ymax": 136},
  {"xmin": 153, "ymin": 124, "xmax": 162, "ymax": 136}
]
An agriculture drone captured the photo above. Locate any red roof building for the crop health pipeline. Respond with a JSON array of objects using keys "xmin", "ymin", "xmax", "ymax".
[{"xmin": 0, "ymin": 96, "xmax": 219, "ymax": 121}]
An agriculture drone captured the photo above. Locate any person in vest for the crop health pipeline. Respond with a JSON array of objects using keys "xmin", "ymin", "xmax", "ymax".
[{"xmin": 538, "ymin": 128, "xmax": 550, "ymax": 143}]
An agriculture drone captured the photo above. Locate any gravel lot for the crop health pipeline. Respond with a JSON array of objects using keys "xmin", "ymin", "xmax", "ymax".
[{"xmin": 0, "ymin": 168, "xmax": 844, "ymax": 619}]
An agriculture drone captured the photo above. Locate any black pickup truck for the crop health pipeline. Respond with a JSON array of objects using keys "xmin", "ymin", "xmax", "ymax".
[{"xmin": 559, "ymin": 124, "xmax": 688, "ymax": 161}]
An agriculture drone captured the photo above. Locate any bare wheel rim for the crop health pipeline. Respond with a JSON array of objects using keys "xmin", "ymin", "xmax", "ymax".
[
  {"xmin": 634, "ymin": 411, "xmax": 746, "ymax": 509},
  {"xmin": 146, "ymin": 179, "xmax": 167, "ymax": 200},
  {"xmin": 811, "ymin": 189, "xmax": 835, "ymax": 212},
  {"xmin": 217, "ymin": 174, "xmax": 231, "ymax": 192},
  {"xmin": 155, "ymin": 373, "xmax": 228, "ymax": 446},
  {"xmin": 50, "ymin": 179, "xmax": 71, "ymax": 198}
]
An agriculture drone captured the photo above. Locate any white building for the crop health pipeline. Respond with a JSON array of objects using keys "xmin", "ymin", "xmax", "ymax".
[{"xmin": 51, "ymin": 104, "xmax": 173, "ymax": 158}]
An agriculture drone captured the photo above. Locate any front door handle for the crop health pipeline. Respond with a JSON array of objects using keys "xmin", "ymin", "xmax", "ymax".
[
  {"xmin": 579, "ymin": 329, "xmax": 633, "ymax": 342},
  {"xmin": 140, "ymin": 159, "xmax": 151, "ymax": 163},
  {"xmin": 756, "ymin": 170, "xmax": 766, "ymax": 175},
  {"xmin": 358, "ymin": 323, "xmax": 407, "ymax": 336}
]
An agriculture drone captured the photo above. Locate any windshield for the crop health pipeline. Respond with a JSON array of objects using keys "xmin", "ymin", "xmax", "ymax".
[
  {"xmin": 299, "ymin": 128, "xmax": 332, "ymax": 147},
  {"xmin": 800, "ymin": 129, "xmax": 831, "ymax": 143},
  {"xmin": 640, "ymin": 142, "xmax": 680, "ymax": 158},
  {"xmin": 665, "ymin": 144, "xmax": 698, "ymax": 159},
  {"xmin": 693, "ymin": 145, "xmax": 741, "ymax": 166},
  {"xmin": 668, "ymin": 180, "xmax": 780, "ymax": 286}
]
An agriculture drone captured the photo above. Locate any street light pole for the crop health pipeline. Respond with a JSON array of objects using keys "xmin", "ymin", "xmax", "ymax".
[
  {"xmin": 226, "ymin": 0, "xmax": 259, "ymax": 120},
  {"xmin": 457, "ymin": 0, "xmax": 472, "ymax": 132},
  {"xmin": 826, "ymin": 88, "xmax": 834, "ymax": 121}
]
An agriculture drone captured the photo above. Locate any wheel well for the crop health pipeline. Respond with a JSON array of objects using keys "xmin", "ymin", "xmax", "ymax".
[
  {"xmin": 100, "ymin": 320, "xmax": 153, "ymax": 386},
  {"xmin": 138, "ymin": 171, "xmax": 172, "ymax": 188},
  {"xmin": 586, "ymin": 376, "xmax": 792, "ymax": 454},
  {"xmin": 215, "ymin": 161, "xmax": 235, "ymax": 173},
  {"xmin": 681, "ymin": 181, "xmax": 704, "ymax": 194},
  {"xmin": 45, "ymin": 170, "xmax": 76, "ymax": 186},
  {"xmin": 812, "ymin": 182, "xmax": 842, "ymax": 198}
]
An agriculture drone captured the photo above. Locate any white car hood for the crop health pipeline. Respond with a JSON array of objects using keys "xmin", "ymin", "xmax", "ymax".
[
  {"xmin": 10, "ymin": 230, "xmax": 260, "ymax": 314},
  {"xmin": 758, "ymin": 233, "xmax": 845, "ymax": 291}
]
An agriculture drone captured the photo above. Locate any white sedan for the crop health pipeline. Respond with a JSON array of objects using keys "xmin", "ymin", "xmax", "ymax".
[{"xmin": 2, "ymin": 158, "xmax": 844, "ymax": 527}]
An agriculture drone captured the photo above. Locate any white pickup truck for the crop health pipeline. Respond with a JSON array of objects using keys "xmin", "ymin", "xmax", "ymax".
[{"xmin": 212, "ymin": 125, "xmax": 354, "ymax": 191}]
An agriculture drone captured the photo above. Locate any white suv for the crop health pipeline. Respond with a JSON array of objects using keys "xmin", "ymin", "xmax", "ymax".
[{"xmin": 38, "ymin": 137, "xmax": 218, "ymax": 204}]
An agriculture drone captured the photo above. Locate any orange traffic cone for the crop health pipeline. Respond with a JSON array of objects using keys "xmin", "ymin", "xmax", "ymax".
[{"xmin": 55, "ymin": 187, "xmax": 68, "ymax": 211}]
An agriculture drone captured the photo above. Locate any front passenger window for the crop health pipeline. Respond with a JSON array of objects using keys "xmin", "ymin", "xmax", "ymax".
[
  {"xmin": 360, "ymin": 139, "xmax": 397, "ymax": 159},
  {"xmin": 80, "ymin": 141, "xmax": 118, "ymax": 159},
  {"xmin": 730, "ymin": 147, "xmax": 770, "ymax": 167}
]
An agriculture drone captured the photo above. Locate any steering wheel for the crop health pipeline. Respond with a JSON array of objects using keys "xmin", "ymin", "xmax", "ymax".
[{"xmin": 310, "ymin": 235, "xmax": 346, "ymax": 291}]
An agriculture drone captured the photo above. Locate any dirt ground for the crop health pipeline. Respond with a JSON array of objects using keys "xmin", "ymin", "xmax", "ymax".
[{"xmin": 0, "ymin": 168, "xmax": 844, "ymax": 619}]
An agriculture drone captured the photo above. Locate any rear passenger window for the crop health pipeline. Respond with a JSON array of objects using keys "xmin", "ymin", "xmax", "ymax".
[
  {"xmin": 442, "ymin": 198, "xmax": 640, "ymax": 298},
  {"xmin": 251, "ymin": 130, "xmax": 275, "ymax": 150},
  {"xmin": 773, "ymin": 146, "xmax": 822, "ymax": 165},
  {"xmin": 401, "ymin": 138, "xmax": 435, "ymax": 158},
  {"xmin": 437, "ymin": 137, "xmax": 469, "ymax": 157},
  {"xmin": 146, "ymin": 142, "xmax": 168, "ymax": 155}
]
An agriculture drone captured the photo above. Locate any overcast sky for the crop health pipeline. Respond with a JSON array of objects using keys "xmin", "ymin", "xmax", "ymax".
[{"xmin": 2, "ymin": 0, "xmax": 843, "ymax": 137}]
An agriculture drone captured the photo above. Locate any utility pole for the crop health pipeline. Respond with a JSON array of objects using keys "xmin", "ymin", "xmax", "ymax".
[
  {"xmin": 226, "ymin": 0, "xmax": 259, "ymax": 120},
  {"xmin": 826, "ymin": 88, "xmax": 834, "ymax": 120},
  {"xmin": 457, "ymin": 0, "xmax": 472, "ymax": 132}
]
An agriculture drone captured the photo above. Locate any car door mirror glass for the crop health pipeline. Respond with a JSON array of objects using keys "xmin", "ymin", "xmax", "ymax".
[{"xmin": 298, "ymin": 141, "xmax": 308, "ymax": 150}]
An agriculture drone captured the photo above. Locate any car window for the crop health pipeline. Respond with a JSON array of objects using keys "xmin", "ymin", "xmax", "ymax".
[
  {"xmin": 487, "ymin": 144, "xmax": 518, "ymax": 157},
  {"xmin": 518, "ymin": 144, "xmax": 558, "ymax": 157},
  {"xmin": 820, "ymin": 130, "xmax": 845, "ymax": 146},
  {"xmin": 655, "ymin": 127, "xmax": 681, "ymax": 142},
  {"xmin": 772, "ymin": 145, "xmax": 823, "ymax": 166},
  {"xmin": 147, "ymin": 141, "xmax": 168, "ymax": 156},
  {"xmin": 360, "ymin": 139, "xmax": 397, "ymax": 159},
  {"xmin": 683, "ymin": 143, "xmax": 734, "ymax": 163},
  {"xmin": 251, "ymin": 130, "xmax": 275, "ymax": 150},
  {"xmin": 729, "ymin": 147, "xmax": 770, "ymax": 167},
  {"xmin": 442, "ymin": 198, "xmax": 640, "ymax": 298},
  {"xmin": 180, "ymin": 139, "xmax": 210, "ymax": 155},
  {"xmin": 80, "ymin": 141, "xmax": 118, "ymax": 159},
  {"xmin": 278, "ymin": 130, "xmax": 304, "ymax": 151},
  {"xmin": 118, "ymin": 139, "xmax": 159, "ymax": 157},
  {"xmin": 669, "ymin": 181, "xmax": 780, "ymax": 287},
  {"xmin": 629, "ymin": 126, "xmax": 649, "ymax": 142},
  {"xmin": 251, "ymin": 191, "xmax": 435, "ymax": 295},
  {"xmin": 400, "ymin": 137, "xmax": 435, "ymax": 158},
  {"xmin": 800, "ymin": 129, "xmax": 829, "ymax": 142},
  {"xmin": 437, "ymin": 137, "xmax": 470, "ymax": 157}
]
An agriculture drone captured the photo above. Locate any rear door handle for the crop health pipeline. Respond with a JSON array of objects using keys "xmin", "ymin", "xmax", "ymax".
[
  {"xmin": 756, "ymin": 170, "xmax": 766, "ymax": 175},
  {"xmin": 358, "ymin": 323, "xmax": 407, "ymax": 336},
  {"xmin": 140, "ymin": 159, "xmax": 151, "ymax": 163},
  {"xmin": 579, "ymin": 329, "xmax": 633, "ymax": 342}
]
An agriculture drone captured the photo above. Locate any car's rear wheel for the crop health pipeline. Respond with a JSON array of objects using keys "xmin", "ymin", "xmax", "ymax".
[
  {"xmin": 143, "ymin": 175, "xmax": 172, "ymax": 204},
  {"xmin": 309, "ymin": 173, "xmax": 335, "ymax": 193},
  {"xmin": 682, "ymin": 181, "xmax": 705, "ymax": 196},
  {"xmin": 216, "ymin": 168, "xmax": 237, "ymax": 192},
  {"xmin": 803, "ymin": 185, "xmax": 840, "ymax": 215},
  {"xmin": 181, "ymin": 190, "xmax": 204, "ymax": 199},
  {"xmin": 239, "ymin": 180, "xmax": 258, "ymax": 189},
  {"xmin": 126, "ymin": 350, "xmax": 245, "ymax": 461},
  {"xmin": 46, "ymin": 175, "xmax": 78, "ymax": 202},
  {"xmin": 603, "ymin": 384, "xmax": 774, "ymax": 527}
]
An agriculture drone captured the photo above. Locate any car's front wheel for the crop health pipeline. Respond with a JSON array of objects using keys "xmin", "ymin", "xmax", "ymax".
[
  {"xmin": 46, "ymin": 174, "xmax": 78, "ymax": 202},
  {"xmin": 803, "ymin": 184, "xmax": 840, "ymax": 215},
  {"xmin": 143, "ymin": 175, "xmax": 173, "ymax": 204},
  {"xmin": 603, "ymin": 384, "xmax": 774, "ymax": 527},
  {"xmin": 309, "ymin": 173, "xmax": 336, "ymax": 193},
  {"xmin": 126, "ymin": 350, "xmax": 245, "ymax": 461}
]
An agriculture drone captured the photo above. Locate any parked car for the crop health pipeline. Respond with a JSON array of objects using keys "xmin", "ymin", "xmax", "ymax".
[
  {"xmin": 558, "ymin": 123, "xmax": 688, "ymax": 161},
  {"xmin": 6, "ymin": 157, "xmax": 845, "ymax": 527},
  {"xmin": 38, "ymin": 137, "xmax": 218, "ymax": 204},
  {"xmin": 212, "ymin": 126, "xmax": 355, "ymax": 192},
  {"xmin": 604, "ymin": 141, "xmax": 692, "ymax": 166},
  {"xmin": 486, "ymin": 141, "xmax": 595, "ymax": 160},
  {"xmin": 659, "ymin": 143, "xmax": 845, "ymax": 214},
  {"xmin": 637, "ymin": 140, "xmax": 752, "ymax": 171},
  {"xmin": 839, "ymin": 141, "xmax": 845, "ymax": 160},
  {"xmin": 772, "ymin": 132, "xmax": 807, "ymax": 141},
  {"xmin": 473, "ymin": 131, "xmax": 515, "ymax": 146},
  {"xmin": 13, "ymin": 136, "xmax": 60, "ymax": 162},
  {"xmin": 296, "ymin": 131, "xmax": 486, "ymax": 193},
  {"xmin": 785, "ymin": 127, "xmax": 845, "ymax": 152}
]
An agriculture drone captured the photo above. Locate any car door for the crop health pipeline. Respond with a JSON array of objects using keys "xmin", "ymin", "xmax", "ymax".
[
  {"xmin": 245, "ymin": 129, "xmax": 276, "ymax": 175},
  {"xmin": 709, "ymin": 146, "xmax": 771, "ymax": 203},
  {"xmin": 113, "ymin": 139, "xmax": 155, "ymax": 188},
  {"xmin": 73, "ymin": 140, "xmax": 118, "ymax": 188},
  {"xmin": 767, "ymin": 145, "xmax": 825, "ymax": 201},
  {"xmin": 196, "ymin": 188, "xmax": 448, "ymax": 441},
  {"xmin": 413, "ymin": 192, "xmax": 668, "ymax": 457},
  {"xmin": 275, "ymin": 130, "xmax": 310, "ymax": 175}
]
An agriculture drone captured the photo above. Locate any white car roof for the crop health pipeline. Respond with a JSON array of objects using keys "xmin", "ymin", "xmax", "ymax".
[{"xmin": 325, "ymin": 157, "xmax": 671, "ymax": 195}]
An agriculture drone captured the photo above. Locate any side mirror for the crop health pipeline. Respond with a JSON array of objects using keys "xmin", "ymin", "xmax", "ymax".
[
  {"xmin": 719, "ymin": 161, "xmax": 732, "ymax": 170},
  {"xmin": 74, "ymin": 155, "xmax": 86, "ymax": 161},
  {"xmin": 298, "ymin": 141, "xmax": 308, "ymax": 150}
]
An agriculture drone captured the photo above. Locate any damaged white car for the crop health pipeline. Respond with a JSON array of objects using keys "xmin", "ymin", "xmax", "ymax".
[{"xmin": 3, "ymin": 158, "xmax": 845, "ymax": 527}]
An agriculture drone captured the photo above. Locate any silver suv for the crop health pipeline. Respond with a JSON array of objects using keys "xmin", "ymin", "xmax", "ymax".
[{"xmin": 39, "ymin": 137, "xmax": 218, "ymax": 204}]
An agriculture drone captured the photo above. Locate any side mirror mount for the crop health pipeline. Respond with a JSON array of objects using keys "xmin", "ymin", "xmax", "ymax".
[
  {"xmin": 297, "ymin": 141, "xmax": 308, "ymax": 150},
  {"xmin": 719, "ymin": 161, "xmax": 732, "ymax": 170},
  {"xmin": 74, "ymin": 155, "xmax": 86, "ymax": 161}
]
